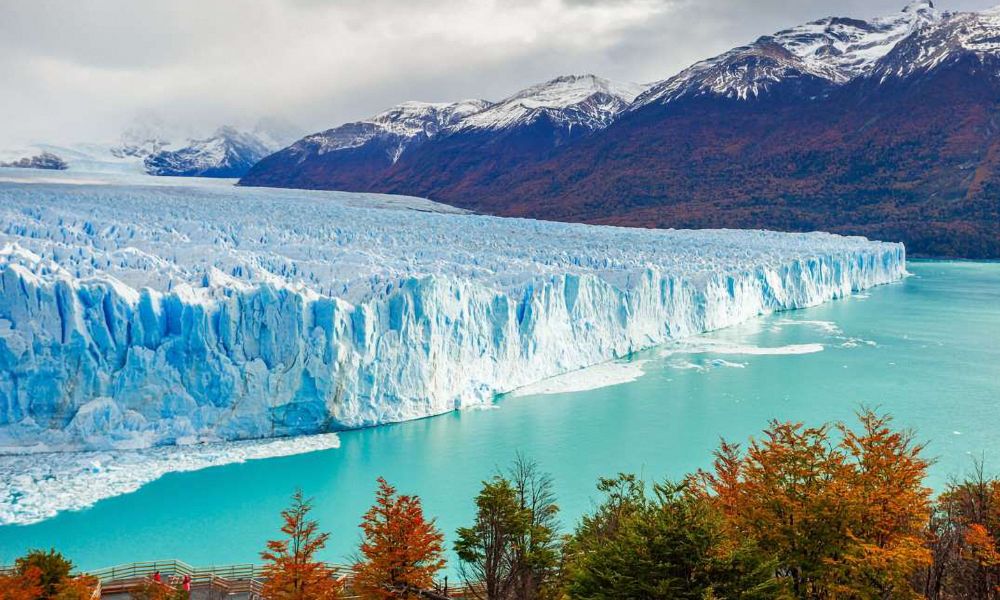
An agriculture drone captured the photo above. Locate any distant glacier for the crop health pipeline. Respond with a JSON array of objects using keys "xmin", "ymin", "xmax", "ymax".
[{"xmin": 0, "ymin": 176, "xmax": 905, "ymax": 452}]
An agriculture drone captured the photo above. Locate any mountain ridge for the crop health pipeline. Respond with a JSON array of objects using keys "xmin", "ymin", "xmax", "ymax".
[{"xmin": 245, "ymin": 1, "xmax": 1000, "ymax": 257}]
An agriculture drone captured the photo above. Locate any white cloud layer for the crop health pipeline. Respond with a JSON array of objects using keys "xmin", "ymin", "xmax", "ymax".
[{"xmin": 0, "ymin": 0, "xmax": 995, "ymax": 147}]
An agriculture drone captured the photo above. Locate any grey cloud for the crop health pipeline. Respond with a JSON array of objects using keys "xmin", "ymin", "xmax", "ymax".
[{"xmin": 0, "ymin": 0, "xmax": 996, "ymax": 147}]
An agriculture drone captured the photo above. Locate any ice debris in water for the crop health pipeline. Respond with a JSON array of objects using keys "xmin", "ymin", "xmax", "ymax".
[{"xmin": 0, "ymin": 433, "xmax": 340, "ymax": 525}]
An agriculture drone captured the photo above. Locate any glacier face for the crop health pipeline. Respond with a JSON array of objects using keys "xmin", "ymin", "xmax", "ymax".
[{"xmin": 0, "ymin": 177, "xmax": 905, "ymax": 452}]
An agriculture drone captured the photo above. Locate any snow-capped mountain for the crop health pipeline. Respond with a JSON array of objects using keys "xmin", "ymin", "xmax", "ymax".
[
  {"xmin": 634, "ymin": 0, "xmax": 940, "ymax": 106},
  {"xmin": 144, "ymin": 126, "xmax": 279, "ymax": 178},
  {"xmin": 239, "ymin": 2, "xmax": 1000, "ymax": 258},
  {"xmin": 239, "ymin": 99, "xmax": 492, "ymax": 189},
  {"xmin": 111, "ymin": 119, "xmax": 172, "ymax": 160},
  {"xmin": 456, "ymin": 75, "xmax": 644, "ymax": 132},
  {"xmin": 240, "ymin": 75, "xmax": 642, "ymax": 190},
  {"xmin": 0, "ymin": 152, "xmax": 68, "ymax": 170},
  {"xmin": 2, "ymin": 117, "xmax": 299, "ymax": 178},
  {"xmin": 295, "ymin": 99, "xmax": 490, "ymax": 164},
  {"xmin": 870, "ymin": 5, "xmax": 1000, "ymax": 80}
]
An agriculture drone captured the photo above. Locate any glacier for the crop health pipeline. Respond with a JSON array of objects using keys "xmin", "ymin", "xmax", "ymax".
[{"xmin": 0, "ymin": 175, "xmax": 906, "ymax": 453}]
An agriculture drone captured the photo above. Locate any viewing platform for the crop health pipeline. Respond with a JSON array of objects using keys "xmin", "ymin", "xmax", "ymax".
[{"xmin": 3, "ymin": 559, "xmax": 475, "ymax": 600}]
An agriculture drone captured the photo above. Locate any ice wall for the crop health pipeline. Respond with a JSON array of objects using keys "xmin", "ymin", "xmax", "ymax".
[{"xmin": 0, "ymin": 179, "xmax": 906, "ymax": 452}]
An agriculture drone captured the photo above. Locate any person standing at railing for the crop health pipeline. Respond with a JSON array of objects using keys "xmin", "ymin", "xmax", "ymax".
[
  {"xmin": 153, "ymin": 571, "xmax": 161, "ymax": 584},
  {"xmin": 182, "ymin": 574, "xmax": 191, "ymax": 592}
]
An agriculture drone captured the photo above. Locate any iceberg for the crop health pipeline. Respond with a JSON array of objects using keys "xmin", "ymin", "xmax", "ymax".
[{"xmin": 0, "ymin": 177, "xmax": 906, "ymax": 452}]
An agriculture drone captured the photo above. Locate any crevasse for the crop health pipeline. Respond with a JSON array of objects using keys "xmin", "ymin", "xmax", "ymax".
[{"xmin": 0, "ymin": 180, "xmax": 905, "ymax": 452}]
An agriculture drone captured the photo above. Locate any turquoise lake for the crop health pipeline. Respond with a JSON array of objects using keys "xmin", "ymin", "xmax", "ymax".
[{"xmin": 0, "ymin": 260, "xmax": 998, "ymax": 571}]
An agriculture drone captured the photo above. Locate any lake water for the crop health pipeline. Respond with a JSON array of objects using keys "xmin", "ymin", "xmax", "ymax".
[{"xmin": 0, "ymin": 261, "xmax": 997, "ymax": 572}]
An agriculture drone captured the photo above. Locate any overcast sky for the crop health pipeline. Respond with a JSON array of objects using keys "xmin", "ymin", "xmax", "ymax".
[{"xmin": 1, "ymin": 0, "xmax": 996, "ymax": 147}]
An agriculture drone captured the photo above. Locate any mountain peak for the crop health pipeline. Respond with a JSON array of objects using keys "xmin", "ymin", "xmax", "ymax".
[
  {"xmin": 634, "ymin": 0, "xmax": 943, "ymax": 107},
  {"xmin": 869, "ymin": 4, "xmax": 1000, "ymax": 80},
  {"xmin": 514, "ymin": 74, "xmax": 645, "ymax": 105},
  {"xmin": 456, "ymin": 74, "xmax": 645, "ymax": 132}
]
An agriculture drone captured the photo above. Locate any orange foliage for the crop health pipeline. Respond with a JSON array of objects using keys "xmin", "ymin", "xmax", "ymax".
[
  {"xmin": 54, "ymin": 575, "xmax": 100, "ymax": 600},
  {"xmin": 700, "ymin": 409, "xmax": 932, "ymax": 599},
  {"xmin": 128, "ymin": 580, "xmax": 187, "ymax": 600},
  {"xmin": 353, "ymin": 477, "xmax": 445, "ymax": 599},
  {"xmin": 0, "ymin": 566, "xmax": 43, "ymax": 600},
  {"xmin": 836, "ymin": 411, "xmax": 933, "ymax": 598},
  {"xmin": 937, "ymin": 475, "xmax": 1000, "ymax": 596},
  {"xmin": 965, "ymin": 523, "xmax": 1000, "ymax": 569},
  {"xmin": 261, "ymin": 489, "xmax": 342, "ymax": 600}
]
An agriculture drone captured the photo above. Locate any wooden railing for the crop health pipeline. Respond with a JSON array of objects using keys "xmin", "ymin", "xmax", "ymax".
[
  {"xmin": 1, "ymin": 558, "xmax": 479, "ymax": 599},
  {"xmin": 87, "ymin": 559, "xmax": 281, "ymax": 599},
  {"xmin": 87, "ymin": 558, "xmax": 269, "ymax": 583}
]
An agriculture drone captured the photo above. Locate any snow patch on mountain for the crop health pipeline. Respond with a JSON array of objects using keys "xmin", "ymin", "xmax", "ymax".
[
  {"xmin": 143, "ymin": 126, "xmax": 276, "ymax": 178},
  {"xmin": 635, "ymin": 0, "xmax": 941, "ymax": 105},
  {"xmin": 299, "ymin": 99, "xmax": 492, "ymax": 164},
  {"xmin": 267, "ymin": 75, "xmax": 644, "ymax": 169},
  {"xmin": 871, "ymin": 5, "xmax": 1000, "ymax": 80},
  {"xmin": 456, "ymin": 75, "xmax": 646, "ymax": 132}
]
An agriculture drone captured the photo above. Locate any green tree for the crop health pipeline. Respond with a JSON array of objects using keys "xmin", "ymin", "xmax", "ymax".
[
  {"xmin": 508, "ymin": 455, "xmax": 561, "ymax": 600},
  {"xmin": 456, "ymin": 476, "xmax": 530, "ymax": 600},
  {"xmin": 565, "ymin": 475, "xmax": 781, "ymax": 599},
  {"xmin": 455, "ymin": 457, "xmax": 560, "ymax": 600}
]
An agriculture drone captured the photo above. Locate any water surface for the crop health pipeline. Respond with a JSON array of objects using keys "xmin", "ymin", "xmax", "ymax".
[{"xmin": 1, "ymin": 261, "xmax": 997, "ymax": 571}]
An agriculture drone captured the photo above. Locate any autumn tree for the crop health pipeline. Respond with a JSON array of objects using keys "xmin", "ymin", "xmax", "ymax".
[
  {"xmin": 54, "ymin": 575, "xmax": 100, "ymax": 600},
  {"xmin": 14, "ymin": 549, "xmax": 73, "ymax": 600},
  {"xmin": 0, "ymin": 550, "xmax": 97, "ymax": 600},
  {"xmin": 833, "ymin": 410, "xmax": 932, "ymax": 598},
  {"xmin": 129, "ymin": 581, "xmax": 188, "ymax": 600},
  {"xmin": 700, "ymin": 408, "xmax": 932, "ymax": 599},
  {"xmin": 261, "ymin": 489, "xmax": 342, "ymax": 600},
  {"xmin": 702, "ymin": 421, "xmax": 853, "ymax": 598},
  {"xmin": 353, "ymin": 477, "xmax": 445, "ymax": 599},
  {"xmin": 920, "ymin": 462, "xmax": 1000, "ymax": 599},
  {"xmin": 455, "ymin": 457, "xmax": 560, "ymax": 600},
  {"xmin": 0, "ymin": 566, "xmax": 43, "ymax": 600}
]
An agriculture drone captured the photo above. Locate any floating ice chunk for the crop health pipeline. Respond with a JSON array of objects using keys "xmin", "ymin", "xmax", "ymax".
[
  {"xmin": 709, "ymin": 358, "xmax": 748, "ymax": 369},
  {"xmin": 0, "ymin": 433, "xmax": 340, "ymax": 525},
  {"xmin": 774, "ymin": 319, "xmax": 843, "ymax": 335},
  {"xmin": 663, "ymin": 339, "xmax": 826, "ymax": 356},
  {"xmin": 510, "ymin": 359, "xmax": 647, "ymax": 397}
]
